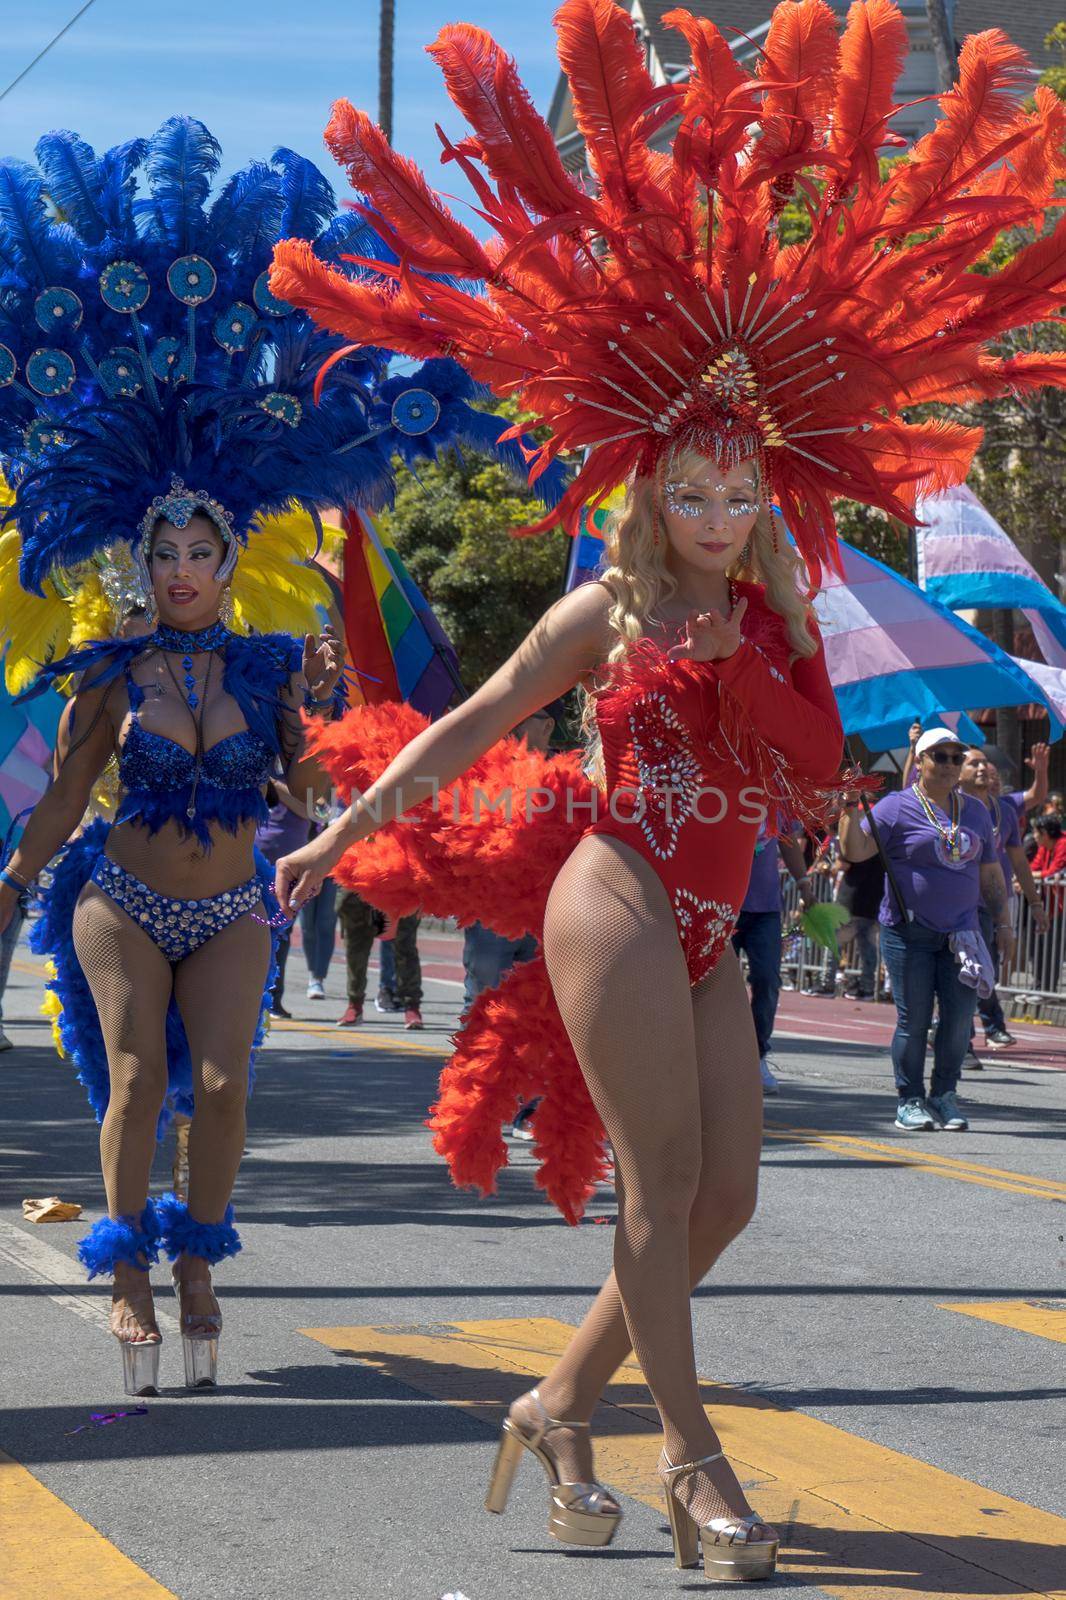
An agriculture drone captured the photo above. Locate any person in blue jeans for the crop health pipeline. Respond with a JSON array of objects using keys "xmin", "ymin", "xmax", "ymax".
[
  {"xmin": 839, "ymin": 729, "xmax": 1010, "ymax": 1133},
  {"xmin": 300, "ymin": 875, "xmax": 338, "ymax": 1000},
  {"xmin": 731, "ymin": 822, "xmax": 814, "ymax": 1096}
]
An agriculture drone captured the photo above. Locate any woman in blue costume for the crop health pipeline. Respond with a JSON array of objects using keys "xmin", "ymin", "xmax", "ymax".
[{"xmin": 0, "ymin": 119, "xmax": 560, "ymax": 1395}]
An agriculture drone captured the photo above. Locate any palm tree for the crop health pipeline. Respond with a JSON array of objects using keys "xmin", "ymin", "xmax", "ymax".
[{"xmin": 379, "ymin": 0, "xmax": 395, "ymax": 145}]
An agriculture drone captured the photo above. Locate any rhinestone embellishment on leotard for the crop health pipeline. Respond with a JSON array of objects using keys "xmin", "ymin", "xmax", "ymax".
[
  {"xmin": 628, "ymin": 693, "xmax": 703, "ymax": 859},
  {"xmin": 673, "ymin": 889, "xmax": 737, "ymax": 987}
]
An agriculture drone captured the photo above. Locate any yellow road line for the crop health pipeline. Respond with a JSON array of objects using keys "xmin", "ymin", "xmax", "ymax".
[
  {"xmin": 0, "ymin": 1450, "xmax": 176, "ymax": 1599},
  {"xmin": 265, "ymin": 1016, "xmax": 446, "ymax": 1056},
  {"xmin": 765, "ymin": 1124, "xmax": 1066, "ymax": 1203},
  {"xmin": 940, "ymin": 1299, "xmax": 1066, "ymax": 1345},
  {"xmin": 301, "ymin": 1317, "xmax": 1066, "ymax": 1600},
  {"xmin": 772, "ymin": 1125, "xmax": 1066, "ymax": 1193}
]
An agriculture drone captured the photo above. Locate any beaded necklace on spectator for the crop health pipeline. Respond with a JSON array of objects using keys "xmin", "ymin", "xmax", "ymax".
[{"xmin": 915, "ymin": 783, "xmax": 962, "ymax": 863}]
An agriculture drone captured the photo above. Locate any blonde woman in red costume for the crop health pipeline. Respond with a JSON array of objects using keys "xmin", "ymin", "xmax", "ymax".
[{"xmin": 269, "ymin": 0, "xmax": 1066, "ymax": 1579}]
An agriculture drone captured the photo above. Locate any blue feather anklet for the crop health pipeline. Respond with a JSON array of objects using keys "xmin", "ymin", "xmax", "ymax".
[
  {"xmin": 77, "ymin": 1202, "xmax": 162, "ymax": 1280},
  {"xmin": 156, "ymin": 1193, "xmax": 242, "ymax": 1265}
]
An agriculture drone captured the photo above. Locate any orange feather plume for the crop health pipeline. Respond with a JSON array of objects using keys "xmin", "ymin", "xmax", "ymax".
[
  {"xmin": 886, "ymin": 30, "xmax": 1033, "ymax": 223},
  {"xmin": 554, "ymin": 0, "xmax": 666, "ymax": 221},
  {"xmin": 747, "ymin": 0, "xmax": 841, "ymax": 188},
  {"xmin": 324, "ymin": 100, "xmax": 493, "ymax": 279},
  {"xmin": 427, "ymin": 25, "xmax": 594, "ymax": 223},
  {"xmin": 271, "ymin": 0, "xmax": 1066, "ymax": 574},
  {"xmin": 827, "ymin": 0, "xmax": 909, "ymax": 193}
]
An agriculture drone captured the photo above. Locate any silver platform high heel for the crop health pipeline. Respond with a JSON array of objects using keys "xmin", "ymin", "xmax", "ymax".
[
  {"xmin": 111, "ymin": 1293, "xmax": 161, "ymax": 1397},
  {"xmin": 485, "ymin": 1387, "xmax": 622, "ymax": 1547},
  {"xmin": 659, "ymin": 1450, "xmax": 779, "ymax": 1582},
  {"xmin": 171, "ymin": 1271, "xmax": 221, "ymax": 1388}
]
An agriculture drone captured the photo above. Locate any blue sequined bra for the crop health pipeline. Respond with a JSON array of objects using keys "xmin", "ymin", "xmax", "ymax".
[{"xmin": 116, "ymin": 651, "xmax": 276, "ymax": 847}]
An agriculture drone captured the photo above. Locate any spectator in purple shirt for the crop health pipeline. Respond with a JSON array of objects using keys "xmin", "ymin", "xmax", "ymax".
[
  {"xmin": 732, "ymin": 821, "xmax": 814, "ymax": 1097},
  {"xmin": 839, "ymin": 729, "xmax": 1009, "ymax": 1134}
]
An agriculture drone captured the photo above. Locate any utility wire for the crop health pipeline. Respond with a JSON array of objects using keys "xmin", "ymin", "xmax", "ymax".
[{"xmin": 0, "ymin": 0, "xmax": 99, "ymax": 105}]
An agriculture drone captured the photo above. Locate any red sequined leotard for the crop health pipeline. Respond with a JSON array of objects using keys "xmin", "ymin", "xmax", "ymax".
[
  {"xmin": 308, "ymin": 580, "xmax": 845, "ymax": 1221},
  {"xmin": 586, "ymin": 580, "xmax": 844, "ymax": 985}
]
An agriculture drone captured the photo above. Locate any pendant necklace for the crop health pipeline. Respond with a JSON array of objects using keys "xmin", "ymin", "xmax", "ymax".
[
  {"xmin": 162, "ymin": 648, "xmax": 215, "ymax": 820},
  {"xmin": 915, "ymin": 783, "xmax": 962, "ymax": 862}
]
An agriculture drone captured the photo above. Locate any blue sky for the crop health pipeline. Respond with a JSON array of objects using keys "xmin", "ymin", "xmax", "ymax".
[{"xmin": 0, "ymin": 1, "xmax": 563, "ymax": 219}]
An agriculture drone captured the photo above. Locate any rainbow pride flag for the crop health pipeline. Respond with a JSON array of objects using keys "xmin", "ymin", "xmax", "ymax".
[{"xmin": 341, "ymin": 508, "xmax": 462, "ymax": 720}]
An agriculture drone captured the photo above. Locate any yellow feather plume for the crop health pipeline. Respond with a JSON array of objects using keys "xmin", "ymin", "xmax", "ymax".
[
  {"xmin": 69, "ymin": 573, "xmax": 117, "ymax": 650},
  {"xmin": 0, "ymin": 526, "xmax": 73, "ymax": 695},
  {"xmin": 231, "ymin": 509, "xmax": 340, "ymax": 636}
]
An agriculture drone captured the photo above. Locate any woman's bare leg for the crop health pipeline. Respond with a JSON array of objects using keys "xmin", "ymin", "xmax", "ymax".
[
  {"xmin": 540, "ymin": 837, "xmax": 727, "ymax": 1476},
  {"xmin": 532, "ymin": 947, "xmax": 761, "ymax": 1494},
  {"xmin": 172, "ymin": 912, "xmax": 271, "ymax": 1326},
  {"xmin": 73, "ymin": 884, "xmax": 174, "ymax": 1335}
]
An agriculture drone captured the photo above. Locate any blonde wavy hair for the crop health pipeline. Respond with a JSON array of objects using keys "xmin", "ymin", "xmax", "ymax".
[{"xmin": 580, "ymin": 449, "xmax": 817, "ymax": 778}]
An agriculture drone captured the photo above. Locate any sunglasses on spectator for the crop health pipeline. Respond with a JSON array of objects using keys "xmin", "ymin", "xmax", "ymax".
[{"xmin": 928, "ymin": 749, "xmax": 965, "ymax": 765}]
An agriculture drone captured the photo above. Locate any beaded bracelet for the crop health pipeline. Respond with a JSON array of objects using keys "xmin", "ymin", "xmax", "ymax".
[{"xmin": 303, "ymin": 691, "xmax": 335, "ymax": 714}]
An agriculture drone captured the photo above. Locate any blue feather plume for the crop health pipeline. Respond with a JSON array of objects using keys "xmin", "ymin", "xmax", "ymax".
[
  {"xmin": 0, "ymin": 114, "xmax": 572, "ymax": 600},
  {"xmin": 205, "ymin": 160, "xmax": 283, "ymax": 264},
  {"xmin": 138, "ymin": 115, "xmax": 221, "ymax": 250},
  {"xmin": 0, "ymin": 159, "xmax": 76, "ymax": 285},
  {"xmin": 97, "ymin": 137, "xmax": 147, "ymax": 237},
  {"xmin": 34, "ymin": 130, "xmax": 107, "ymax": 244},
  {"xmin": 272, "ymin": 147, "xmax": 336, "ymax": 241}
]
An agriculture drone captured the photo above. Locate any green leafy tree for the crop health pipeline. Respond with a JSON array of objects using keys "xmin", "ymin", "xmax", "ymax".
[
  {"xmin": 1040, "ymin": 22, "xmax": 1066, "ymax": 101},
  {"xmin": 378, "ymin": 447, "xmax": 568, "ymax": 691}
]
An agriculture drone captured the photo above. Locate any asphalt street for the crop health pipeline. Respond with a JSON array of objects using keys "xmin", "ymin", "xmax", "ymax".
[{"xmin": 1, "ymin": 929, "xmax": 1064, "ymax": 1600}]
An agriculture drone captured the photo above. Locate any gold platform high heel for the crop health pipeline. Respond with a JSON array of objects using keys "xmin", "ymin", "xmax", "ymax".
[
  {"xmin": 485, "ymin": 1388, "xmax": 622, "ymax": 1547},
  {"xmin": 659, "ymin": 1450, "xmax": 779, "ymax": 1582}
]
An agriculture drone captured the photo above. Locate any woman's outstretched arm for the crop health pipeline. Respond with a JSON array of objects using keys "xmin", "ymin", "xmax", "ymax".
[
  {"xmin": 0, "ymin": 677, "xmax": 117, "ymax": 933},
  {"xmin": 274, "ymin": 582, "xmax": 611, "ymax": 914}
]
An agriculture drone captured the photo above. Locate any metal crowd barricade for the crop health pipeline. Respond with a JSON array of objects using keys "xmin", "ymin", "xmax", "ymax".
[
  {"xmin": 1001, "ymin": 873, "xmax": 1066, "ymax": 1004},
  {"xmin": 775, "ymin": 868, "xmax": 1066, "ymax": 1006}
]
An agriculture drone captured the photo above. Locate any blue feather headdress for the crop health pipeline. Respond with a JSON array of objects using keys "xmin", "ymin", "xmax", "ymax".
[{"xmin": 0, "ymin": 119, "xmax": 565, "ymax": 596}]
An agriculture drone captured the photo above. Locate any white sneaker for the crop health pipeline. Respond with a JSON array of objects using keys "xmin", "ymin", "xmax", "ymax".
[
  {"xmin": 306, "ymin": 979, "xmax": 325, "ymax": 1000},
  {"xmin": 759, "ymin": 1055, "xmax": 780, "ymax": 1095},
  {"xmin": 0, "ymin": 1025, "xmax": 11, "ymax": 1052}
]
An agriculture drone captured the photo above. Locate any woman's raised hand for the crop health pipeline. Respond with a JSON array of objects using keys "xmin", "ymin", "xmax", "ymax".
[
  {"xmin": 302, "ymin": 626, "xmax": 344, "ymax": 702},
  {"xmin": 667, "ymin": 598, "xmax": 747, "ymax": 662}
]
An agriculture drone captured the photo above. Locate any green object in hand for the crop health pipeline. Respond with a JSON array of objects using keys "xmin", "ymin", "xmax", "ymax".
[{"xmin": 800, "ymin": 902, "xmax": 851, "ymax": 957}]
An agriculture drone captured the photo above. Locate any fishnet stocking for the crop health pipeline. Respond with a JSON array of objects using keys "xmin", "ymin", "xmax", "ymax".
[
  {"xmin": 73, "ymin": 883, "xmax": 270, "ymax": 1332},
  {"xmin": 541, "ymin": 836, "xmax": 769, "ymax": 1531},
  {"xmin": 172, "ymin": 910, "xmax": 270, "ymax": 1328},
  {"xmin": 74, "ymin": 885, "xmax": 174, "ymax": 1338}
]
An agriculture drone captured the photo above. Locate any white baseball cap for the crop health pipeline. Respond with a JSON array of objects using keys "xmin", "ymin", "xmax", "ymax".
[{"xmin": 915, "ymin": 727, "xmax": 965, "ymax": 757}]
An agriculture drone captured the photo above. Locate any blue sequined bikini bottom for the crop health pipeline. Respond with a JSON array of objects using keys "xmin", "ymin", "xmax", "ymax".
[{"xmin": 90, "ymin": 856, "xmax": 264, "ymax": 963}]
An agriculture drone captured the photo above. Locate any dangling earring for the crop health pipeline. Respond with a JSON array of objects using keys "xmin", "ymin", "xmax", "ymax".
[
  {"xmin": 219, "ymin": 585, "xmax": 235, "ymax": 627},
  {"xmin": 740, "ymin": 538, "xmax": 752, "ymax": 568},
  {"xmin": 141, "ymin": 587, "xmax": 158, "ymax": 627}
]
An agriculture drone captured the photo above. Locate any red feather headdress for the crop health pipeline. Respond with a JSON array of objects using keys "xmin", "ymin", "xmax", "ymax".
[{"xmin": 271, "ymin": 0, "xmax": 1066, "ymax": 584}]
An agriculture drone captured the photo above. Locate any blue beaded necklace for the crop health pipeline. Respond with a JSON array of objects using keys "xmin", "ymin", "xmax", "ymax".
[{"xmin": 153, "ymin": 621, "xmax": 228, "ymax": 817}]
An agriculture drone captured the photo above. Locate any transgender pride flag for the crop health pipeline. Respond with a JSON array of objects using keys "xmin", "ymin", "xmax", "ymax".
[
  {"xmin": 915, "ymin": 485, "xmax": 1066, "ymax": 668},
  {"xmin": 811, "ymin": 540, "xmax": 1062, "ymax": 751},
  {"xmin": 0, "ymin": 680, "xmax": 62, "ymax": 851},
  {"xmin": 563, "ymin": 507, "xmax": 1060, "ymax": 751}
]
